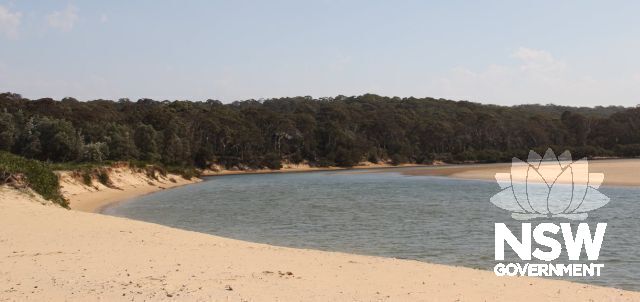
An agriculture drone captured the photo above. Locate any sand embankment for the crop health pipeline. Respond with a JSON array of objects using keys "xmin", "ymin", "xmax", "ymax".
[
  {"xmin": 58, "ymin": 167, "xmax": 201, "ymax": 213},
  {"xmin": 1, "ymin": 187, "xmax": 639, "ymax": 301}
]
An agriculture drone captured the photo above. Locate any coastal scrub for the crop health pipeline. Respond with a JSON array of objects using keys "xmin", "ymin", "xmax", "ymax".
[{"xmin": 0, "ymin": 151, "xmax": 68, "ymax": 207}]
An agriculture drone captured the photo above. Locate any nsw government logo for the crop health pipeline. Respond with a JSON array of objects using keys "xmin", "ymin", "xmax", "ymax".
[{"xmin": 490, "ymin": 149, "xmax": 609, "ymax": 278}]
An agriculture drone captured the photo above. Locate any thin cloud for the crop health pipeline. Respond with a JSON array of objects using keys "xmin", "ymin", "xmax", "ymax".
[
  {"xmin": 46, "ymin": 5, "xmax": 78, "ymax": 32},
  {"xmin": 0, "ymin": 5, "xmax": 22, "ymax": 38},
  {"xmin": 426, "ymin": 47, "xmax": 639, "ymax": 106},
  {"xmin": 512, "ymin": 47, "xmax": 566, "ymax": 74}
]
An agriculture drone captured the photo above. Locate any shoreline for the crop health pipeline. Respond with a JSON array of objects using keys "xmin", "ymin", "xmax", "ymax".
[
  {"xmin": 70, "ymin": 158, "xmax": 640, "ymax": 215},
  {"xmin": 93, "ymin": 181, "xmax": 194, "ymax": 215},
  {"xmin": 65, "ymin": 163, "xmax": 429, "ymax": 214},
  {"xmin": 355, "ymin": 158, "xmax": 640, "ymax": 187},
  {"xmin": 200, "ymin": 162, "xmax": 429, "ymax": 177},
  {"xmin": 2, "ymin": 187, "xmax": 639, "ymax": 301}
]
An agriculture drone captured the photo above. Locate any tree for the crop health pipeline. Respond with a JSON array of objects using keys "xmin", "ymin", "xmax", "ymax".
[
  {"xmin": 105, "ymin": 124, "xmax": 138, "ymax": 160},
  {"xmin": 561, "ymin": 111, "xmax": 590, "ymax": 146},
  {"xmin": 134, "ymin": 124, "xmax": 159, "ymax": 161},
  {"xmin": 81, "ymin": 142, "xmax": 109, "ymax": 162},
  {"xmin": 35, "ymin": 117, "xmax": 81, "ymax": 162},
  {"xmin": 16, "ymin": 117, "xmax": 42, "ymax": 159},
  {"xmin": 0, "ymin": 111, "xmax": 15, "ymax": 151}
]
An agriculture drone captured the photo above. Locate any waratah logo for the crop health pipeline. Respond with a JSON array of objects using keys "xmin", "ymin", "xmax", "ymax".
[{"xmin": 490, "ymin": 148, "xmax": 609, "ymax": 220}]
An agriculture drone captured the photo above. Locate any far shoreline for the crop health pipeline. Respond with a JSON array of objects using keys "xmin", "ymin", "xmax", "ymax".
[
  {"xmin": 396, "ymin": 158, "xmax": 640, "ymax": 187},
  {"xmin": 199, "ymin": 162, "xmax": 430, "ymax": 177}
]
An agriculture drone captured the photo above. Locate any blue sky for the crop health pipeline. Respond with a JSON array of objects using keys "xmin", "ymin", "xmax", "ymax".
[{"xmin": 1, "ymin": 1, "xmax": 639, "ymax": 106}]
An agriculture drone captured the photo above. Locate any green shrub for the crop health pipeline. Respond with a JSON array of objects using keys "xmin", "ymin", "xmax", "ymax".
[
  {"xmin": 128, "ymin": 160, "xmax": 148, "ymax": 170},
  {"xmin": 81, "ymin": 169, "xmax": 92, "ymax": 186},
  {"xmin": 157, "ymin": 166, "xmax": 168, "ymax": 177},
  {"xmin": 0, "ymin": 151, "xmax": 68, "ymax": 208},
  {"xmin": 390, "ymin": 154, "xmax": 408, "ymax": 165},
  {"xmin": 97, "ymin": 169, "xmax": 111, "ymax": 186},
  {"xmin": 367, "ymin": 152, "xmax": 379, "ymax": 164},
  {"xmin": 50, "ymin": 161, "xmax": 115, "ymax": 171},
  {"xmin": 313, "ymin": 158, "xmax": 334, "ymax": 167},
  {"xmin": 165, "ymin": 165, "xmax": 200, "ymax": 180},
  {"xmin": 144, "ymin": 166, "xmax": 158, "ymax": 180},
  {"xmin": 181, "ymin": 168, "xmax": 200, "ymax": 180},
  {"xmin": 263, "ymin": 153, "xmax": 283, "ymax": 170},
  {"xmin": 615, "ymin": 144, "xmax": 640, "ymax": 157}
]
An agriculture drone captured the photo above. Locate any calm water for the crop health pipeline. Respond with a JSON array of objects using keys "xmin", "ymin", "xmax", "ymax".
[{"xmin": 105, "ymin": 169, "xmax": 640, "ymax": 291}]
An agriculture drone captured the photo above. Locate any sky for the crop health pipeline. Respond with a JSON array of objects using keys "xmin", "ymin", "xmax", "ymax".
[{"xmin": 1, "ymin": 1, "xmax": 640, "ymax": 106}]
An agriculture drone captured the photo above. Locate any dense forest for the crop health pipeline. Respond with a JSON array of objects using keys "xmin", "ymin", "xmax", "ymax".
[{"xmin": 0, "ymin": 92, "xmax": 639, "ymax": 170}]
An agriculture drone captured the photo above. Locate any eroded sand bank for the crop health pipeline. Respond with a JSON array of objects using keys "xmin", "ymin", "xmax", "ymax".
[{"xmin": 58, "ymin": 167, "xmax": 201, "ymax": 213}]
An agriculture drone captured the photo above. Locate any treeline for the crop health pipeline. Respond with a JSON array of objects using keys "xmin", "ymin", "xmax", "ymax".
[{"xmin": 0, "ymin": 92, "xmax": 639, "ymax": 169}]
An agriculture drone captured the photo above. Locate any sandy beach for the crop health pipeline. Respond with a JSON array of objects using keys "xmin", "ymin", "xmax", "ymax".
[
  {"xmin": 1, "ymin": 160, "xmax": 640, "ymax": 301},
  {"xmin": 393, "ymin": 158, "xmax": 640, "ymax": 187}
]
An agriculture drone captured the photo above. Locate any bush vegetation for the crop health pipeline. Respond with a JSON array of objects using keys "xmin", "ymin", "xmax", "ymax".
[
  {"xmin": 97, "ymin": 168, "xmax": 111, "ymax": 187},
  {"xmin": 0, "ymin": 92, "xmax": 639, "ymax": 173},
  {"xmin": 81, "ymin": 169, "xmax": 92, "ymax": 186},
  {"xmin": 0, "ymin": 151, "xmax": 68, "ymax": 207}
]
